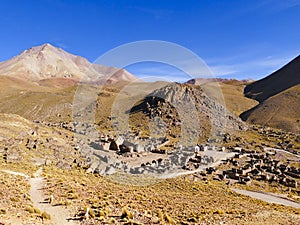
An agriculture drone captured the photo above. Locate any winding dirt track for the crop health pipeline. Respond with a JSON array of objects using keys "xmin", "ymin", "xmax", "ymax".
[
  {"xmin": 1, "ymin": 168, "xmax": 79, "ymax": 224},
  {"xmin": 29, "ymin": 167, "xmax": 79, "ymax": 225}
]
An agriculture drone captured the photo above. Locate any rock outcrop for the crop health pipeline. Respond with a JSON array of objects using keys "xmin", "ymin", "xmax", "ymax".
[{"xmin": 131, "ymin": 82, "xmax": 246, "ymax": 144}]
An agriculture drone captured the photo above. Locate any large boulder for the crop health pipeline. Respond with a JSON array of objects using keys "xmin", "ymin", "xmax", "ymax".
[
  {"xmin": 109, "ymin": 140, "xmax": 118, "ymax": 151},
  {"xmin": 119, "ymin": 144, "xmax": 131, "ymax": 153}
]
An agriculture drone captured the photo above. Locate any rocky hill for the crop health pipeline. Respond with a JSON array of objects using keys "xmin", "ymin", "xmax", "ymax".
[{"xmin": 130, "ymin": 82, "xmax": 247, "ymax": 145}]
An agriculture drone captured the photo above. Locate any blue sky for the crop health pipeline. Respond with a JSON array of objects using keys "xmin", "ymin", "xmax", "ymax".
[{"xmin": 0, "ymin": 0, "xmax": 300, "ymax": 81}]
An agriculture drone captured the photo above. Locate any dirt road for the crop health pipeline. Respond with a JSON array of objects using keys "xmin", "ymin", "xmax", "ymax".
[{"xmin": 232, "ymin": 188, "xmax": 300, "ymax": 209}]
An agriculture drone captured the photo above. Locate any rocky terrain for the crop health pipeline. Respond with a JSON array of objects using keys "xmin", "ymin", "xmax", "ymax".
[
  {"xmin": 0, "ymin": 44, "xmax": 299, "ymax": 224},
  {"xmin": 127, "ymin": 82, "xmax": 247, "ymax": 147}
]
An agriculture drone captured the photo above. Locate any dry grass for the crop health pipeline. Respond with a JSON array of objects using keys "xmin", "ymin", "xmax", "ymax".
[
  {"xmin": 41, "ymin": 165, "xmax": 300, "ymax": 224},
  {"xmin": 220, "ymin": 80, "xmax": 258, "ymax": 116}
]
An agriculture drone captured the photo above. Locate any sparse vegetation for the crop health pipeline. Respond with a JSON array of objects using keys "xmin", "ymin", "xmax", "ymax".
[
  {"xmin": 38, "ymin": 165, "xmax": 300, "ymax": 224},
  {"xmin": 0, "ymin": 47, "xmax": 299, "ymax": 225}
]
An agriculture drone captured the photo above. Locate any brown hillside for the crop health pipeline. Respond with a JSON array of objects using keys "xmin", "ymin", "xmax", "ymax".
[
  {"xmin": 244, "ymin": 55, "xmax": 300, "ymax": 102},
  {"xmin": 241, "ymin": 84, "xmax": 300, "ymax": 133},
  {"xmin": 220, "ymin": 80, "xmax": 258, "ymax": 116},
  {"xmin": 241, "ymin": 55, "xmax": 300, "ymax": 133},
  {"xmin": 0, "ymin": 75, "xmax": 75, "ymax": 122},
  {"xmin": 186, "ymin": 78, "xmax": 259, "ymax": 116}
]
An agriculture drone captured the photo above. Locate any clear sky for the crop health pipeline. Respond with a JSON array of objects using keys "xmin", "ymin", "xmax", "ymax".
[{"xmin": 0, "ymin": 0, "xmax": 300, "ymax": 81}]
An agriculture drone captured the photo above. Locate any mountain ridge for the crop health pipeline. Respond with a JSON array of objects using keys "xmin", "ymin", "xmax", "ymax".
[
  {"xmin": 244, "ymin": 55, "xmax": 300, "ymax": 102},
  {"xmin": 0, "ymin": 43, "xmax": 137, "ymax": 84},
  {"xmin": 241, "ymin": 55, "xmax": 300, "ymax": 133}
]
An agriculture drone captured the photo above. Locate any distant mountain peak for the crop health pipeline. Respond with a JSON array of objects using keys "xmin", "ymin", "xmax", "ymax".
[
  {"xmin": 36, "ymin": 43, "xmax": 55, "ymax": 49},
  {"xmin": 0, "ymin": 43, "xmax": 137, "ymax": 84},
  {"xmin": 42, "ymin": 43, "xmax": 54, "ymax": 47},
  {"xmin": 22, "ymin": 43, "xmax": 59, "ymax": 55}
]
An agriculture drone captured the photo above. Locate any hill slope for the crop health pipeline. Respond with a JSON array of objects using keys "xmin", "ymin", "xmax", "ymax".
[
  {"xmin": 219, "ymin": 79, "xmax": 258, "ymax": 116},
  {"xmin": 241, "ymin": 84, "xmax": 300, "ymax": 133},
  {"xmin": 244, "ymin": 55, "xmax": 300, "ymax": 102},
  {"xmin": 241, "ymin": 56, "xmax": 300, "ymax": 133},
  {"xmin": 127, "ymin": 82, "xmax": 246, "ymax": 145},
  {"xmin": 186, "ymin": 78, "xmax": 259, "ymax": 116}
]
